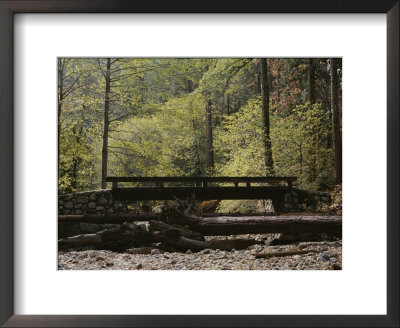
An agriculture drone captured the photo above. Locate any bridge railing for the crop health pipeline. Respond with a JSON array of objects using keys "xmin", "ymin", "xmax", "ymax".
[{"xmin": 106, "ymin": 176, "xmax": 297, "ymax": 189}]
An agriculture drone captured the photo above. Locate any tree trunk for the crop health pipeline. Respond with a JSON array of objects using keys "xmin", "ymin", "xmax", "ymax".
[
  {"xmin": 299, "ymin": 143, "xmax": 303, "ymax": 187},
  {"xmin": 183, "ymin": 215, "xmax": 342, "ymax": 236},
  {"xmin": 204, "ymin": 91, "xmax": 214, "ymax": 172},
  {"xmin": 227, "ymin": 94, "xmax": 230, "ymax": 116},
  {"xmin": 160, "ymin": 208, "xmax": 342, "ymax": 236},
  {"xmin": 259, "ymin": 58, "xmax": 274, "ymax": 175},
  {"xmin": 306, "ymin": 59, "xmax": 317, "ymax": 182},
  {"xmin": 308, "ymin": 58, "xmax": 316, "ymax": 104},
  {"xmin": 330, "ymin": 58, "xmax": 342, "ymax": 184},
  {"xmin": 57, "ymin": 58, "xmax": 64, "ymax": 166},
  {"xmin": 276, "ymin": 65, "xmax": 281, "ymax": 103},
  {"xmin": 160, "ymin": 235, "xmax": 260, "ymax": 252},
  {"xmin": 255, "ymin": 248, "xmax": 324, "ymax": 258},
  {"xmin": 101, "ymin": 58, "xmax": 112, "ymax": 189},
  {"xmin": 58, "ymin": 215, "xmax": 341, "ymax": 251},
  {"xmin": 59, "ymin": 213, "xmax": 161, "ymax": 224}
]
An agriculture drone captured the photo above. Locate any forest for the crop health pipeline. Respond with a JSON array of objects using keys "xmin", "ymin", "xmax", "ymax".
[{"xmin": 58, "ymin": 58, "xmax": 342, "ymax": 197}]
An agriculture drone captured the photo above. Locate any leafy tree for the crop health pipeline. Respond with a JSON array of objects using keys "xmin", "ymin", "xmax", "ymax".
[{"xmin": 58, "ymin": 57, "xmax": 341, "ymax": 195}]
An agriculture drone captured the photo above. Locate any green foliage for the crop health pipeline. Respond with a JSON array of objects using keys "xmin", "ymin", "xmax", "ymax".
[
  {"xmin": 271, "ymin": 102, "xmax": 334, "ymax": 189},
  {"xmin": 316, "ymin": 170, "xmax": 336, "ymax": 191},
  {"xmin": 214, "ymin": 97, "xmax": 265, "ymax": 177},
  {"xmin": 58, "ymin": 58, "xmax": 341, "ymax": 195},
  {"xmin": 108, "ymin": 92, "xmax": 205, "ymax": 177}
]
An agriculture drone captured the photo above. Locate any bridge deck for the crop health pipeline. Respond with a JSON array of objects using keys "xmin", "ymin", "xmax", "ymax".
[{"xmin": 106, "ymin": 176, "xmax": 297, "ymax": 201}]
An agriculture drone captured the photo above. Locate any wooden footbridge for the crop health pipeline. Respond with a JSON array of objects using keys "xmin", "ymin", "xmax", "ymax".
[{"xmin": 106, "ymin": 176, "xmax": 297, "ymax": 201}]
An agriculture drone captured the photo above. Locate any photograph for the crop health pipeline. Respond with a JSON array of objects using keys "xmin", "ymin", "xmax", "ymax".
[{"xmin": 57, "ymin": 57, "xmax": 342, "ymax": 271}]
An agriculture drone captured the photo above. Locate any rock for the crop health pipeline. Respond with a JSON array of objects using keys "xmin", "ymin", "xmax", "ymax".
[
  {"xmin": 64, "ymin": 201, "xmax": 73, "ymax": 209},
  {"xmin": 87, "ymin": 202, "xmax": 96, "ymax": 209},
  {"xmin": 76, "ymin": 196, "xmax": 89, "ymax": 203},
  {"xmin": 317, "ymin": 253, "xmax": 330, "ymax": 261},
  {"xmin": 63, "ymin": 194, "xmax": 73, "ymax": 201},
  {"xmin": 74, "ymin": 209, "xmax": 83, "ymax": 215},
  {"xmin": 96, "ymin": 206, "xmax": 105, "ymax": 211},
  {"xmin": 186, "ymin": 249, "xmax": 192, "ymax": 255},
  {"xmin": 201, "ymin": 249, "xmax": 211, "ymax": 254},
  {"xmin": 98, "ymin": 197, "xmax": 108, "ymax": 205},
  {"xmin": 136, "ymin": 263, "xmax": 143, "ymax": 270},
  {"xmin": 96, "ymin": 256, "xmax": 105, "ymax": 261},
  {"xmin": 332, "ymin": 263, "xmax": 342, "ymax": 270},
  {"xmin": 106, "ymin": 208, "xmax": 114, "ymax": 214},
  {"xmin": 89, "ymin": 193, "xmax": 97, "ymax": 201},
  {"xmin": 329, "ymin": 257, "xmax": 337, "ymax": 262},
  {"xmin": 151, "ymin": 249, "xmax": 160, "ymax": 255},
  {"xmin": 293, "ymin": 255, "xmax": 301, "ymax": 259},
  {"xmin": 298, "ymin": 243, "xmax": 307, "ymax": 249},
  {"xmin": 114, "ymin": 202, "xmax": 123, "ymax": 209}
]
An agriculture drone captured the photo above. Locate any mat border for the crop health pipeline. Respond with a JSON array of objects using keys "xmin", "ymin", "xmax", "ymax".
[{"xmin": 0, "ymin": 1, "xmax": 398, "ymax": 327}]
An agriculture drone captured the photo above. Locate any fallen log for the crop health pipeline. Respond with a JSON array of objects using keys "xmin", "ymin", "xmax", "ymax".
[
  {"xmin": 162, "ymin": 211, "xmax": 342, "ymax": 236},
  {"xmin": 148, "ymin": 220, "xmax": 204, "ymax": 241},
  {"xmin": 154, "ymin": 235, "xmax": 260, "ymax": 252},
  {"xmin": 200, "ymin": 212, "xmax": 277, "ymax": 217},
  {"xmin": 148, "ymin": 220, "xmax": 260, "ymax": 252},
  {"xmin": 254, "ymin": 248, "xmax": 327, "ymax": 258},
  {"xmin": 58, "ymin": 222, "xmax": 151, "ymax": 251},
  {"xmin": 59, "ymin": 213, "xmax": 160, "ymax": 224}
]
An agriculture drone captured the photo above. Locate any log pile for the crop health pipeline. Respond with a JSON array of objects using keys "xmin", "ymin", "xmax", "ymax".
[{"xmin": 58, "ymin": 200, "xmax": 342, "ymax": 253}]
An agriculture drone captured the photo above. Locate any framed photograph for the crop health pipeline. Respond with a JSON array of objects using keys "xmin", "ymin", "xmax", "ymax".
[{"xmin": 0, "ymin": 1, "xmax": 398, "ymax": 327}]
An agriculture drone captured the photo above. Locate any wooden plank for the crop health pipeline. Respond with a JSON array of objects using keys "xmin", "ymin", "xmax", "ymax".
[{"xmin": 106, "ymin": 176, "xmax": 297, "ymax": 183}]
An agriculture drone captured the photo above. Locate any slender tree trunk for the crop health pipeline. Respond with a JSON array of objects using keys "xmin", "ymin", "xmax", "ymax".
[
  {"xmin": 308, "ymin": 59, "xmax": 318, "ymax": 182},
  {"xmin": 71, "ymin": 127, "xmax": 81, "ymax": 191},
  {"xmin": 308, "ymin": 58, "xmax": 316, "ymax": 104},
  {"xmin": 204, "ymin": 91, "xmax": 214, "ymax": 172},
  {"xmin": 57, "ymin": 59, "xmax": 64, "ymax": 166},
  {"xmin": 330, "ymin": 58, "xmax": 342, "ymax": 184},
  {"xmin": 186, "ymin": 79, "xmax": 192, "ymax": 93},
  {"xmin": 227, "ymin": 94, "xmax": 230, "ymax": 116},
  {"xmin": 299, "ymin": 143, "xmax": 303, "ymax": 187},
  {"xmin": 192, "ymin": 118, "xmax": 203, "ymax": 176},
  {"xmin": 276, "ymin": 62, "xmax": 281, "ymax": 103},
  {"xmin": 101, "ymin": 58, "xmax": 112, "ymax": 189},
  {"xmin": 260, "ymin": 58, "xmax": 274, "ymax": 175}
]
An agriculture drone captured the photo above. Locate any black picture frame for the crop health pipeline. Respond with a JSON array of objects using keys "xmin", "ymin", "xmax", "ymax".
[{"xmin": 0, "ymin": 1, "xmax": 398, "ymax": 327}]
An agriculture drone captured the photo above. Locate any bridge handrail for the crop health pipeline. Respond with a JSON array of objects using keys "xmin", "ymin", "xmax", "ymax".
[{"xmin": 106, "ymin": 176, "xmax": 297, "ymax": 188}]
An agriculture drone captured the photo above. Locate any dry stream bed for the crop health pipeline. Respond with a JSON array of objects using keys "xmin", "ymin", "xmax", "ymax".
[{"xmin": 58, "ymin": 237, "xmax": 342, "ymax": 270}]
